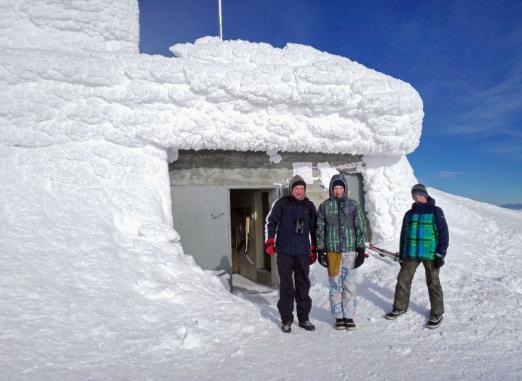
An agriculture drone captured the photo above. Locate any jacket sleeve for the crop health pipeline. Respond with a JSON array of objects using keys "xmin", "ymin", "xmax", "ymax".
[
  {"xmin": 316, "ymin": 203, "xmax": 326, "ymax": 250},
  {"xmin": 308, "ymin": 201, "xmax": 317, "ymax": 247},
  {"xmin": 265, "ymin": 198, "xmax": 282, "ymax": 240},
  {"xmin": 434, "ymin": 207, "xmax": 449, "ymax": 256},
  {"xmin": 354, "ymin": 203, "xmax": 368, "ymax": 248}
]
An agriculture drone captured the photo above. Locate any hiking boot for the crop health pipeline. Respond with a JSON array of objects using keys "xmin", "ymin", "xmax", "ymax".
[
  {"xmin": 344, "ymin": 318, "xmax": 356, "ymax": 330},
  {"xmin": 426, "ymin": 315, "xmax": 443, "ymax": 329},
  {"xmin": 335, "ymin": 318, "xmax": 345, "ymax": 330},
  {"xmin": 281, "ymin": 322, "xmax": 292, "ymax": 333},
  {"xmin": 385, "ymin": 309, "xmax": 407, "ymax": 320},
  {"xmin": 298, "ymin": 320, "xmax": 316, "ymax": 331}
]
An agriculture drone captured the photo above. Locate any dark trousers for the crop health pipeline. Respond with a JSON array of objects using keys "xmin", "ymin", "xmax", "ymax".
[
  {"xmin": 393, "ymin": 259, "xmax": 444, "ymax": 317},
  {"xmin": 277, "ymin": 254, "xmax": 312, "ymax": 324}
]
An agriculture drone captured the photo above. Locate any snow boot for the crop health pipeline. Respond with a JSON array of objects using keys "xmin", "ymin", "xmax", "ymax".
[
  {"xmin": 281, "ymin": 322, "xmax": 292, "ymax": 333},
  {"xmin": 426, "ymin": 315, "xmax": 443, "ymax": 329},
  {"xmin": 344, "ymin": 318, "xmax": 356, "ymax": 330},
  {"xmin": 385, "ymin": 309, "xmax": 407, "ymax": 320},
  {"xmin": 335, "ymin": 319, "xmax": 345, "ymax": 330},
  {"xmin": 298, "ymin": 320, "xmax": 316, "ymax": 331}
]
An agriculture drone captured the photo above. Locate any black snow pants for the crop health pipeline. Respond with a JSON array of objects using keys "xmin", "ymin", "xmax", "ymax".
[{"xmin": 277, "ymin": 253, "xmax": 312, "ymax": 324}]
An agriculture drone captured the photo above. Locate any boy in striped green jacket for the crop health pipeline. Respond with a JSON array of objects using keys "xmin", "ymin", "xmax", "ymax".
[
  {"xmin": 316, "ymin": 174, "xmax": 368, "ymax": 330},
  {"xmin": 385, "ymin": 184, "xmax": 449, "ymax": 329}
]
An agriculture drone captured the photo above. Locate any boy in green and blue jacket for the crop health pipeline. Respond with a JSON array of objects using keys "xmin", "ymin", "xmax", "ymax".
[{"xmin": 386, "ymin": 184, "xmax": 449, "ymax": 329}]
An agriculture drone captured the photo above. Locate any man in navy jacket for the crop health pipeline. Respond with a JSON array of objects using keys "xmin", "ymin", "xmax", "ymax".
[{"xmin": 265, "ymin": 175, "xmax": 317, "ymax": 333}]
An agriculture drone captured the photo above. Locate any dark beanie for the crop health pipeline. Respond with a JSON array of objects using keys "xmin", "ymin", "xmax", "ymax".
[
  {"xmin": 411, "ymin": 183, "xmax": 428, "ymax": 197},
  {"xmin": 332, "ymin": 179, "xmax": 346, "ymax": 189},
  {"xmin": 290, "ymin": 175, "xmax": 306, "ymax": 190}
]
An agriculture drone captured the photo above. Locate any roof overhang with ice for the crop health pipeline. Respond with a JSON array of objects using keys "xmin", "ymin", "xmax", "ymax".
[
  {"xmin": 169, "ymin": 37, "xmax": 424, "ymax": 156},
  {"xmin": 0, "ymin": 1, "xmax": 423, "ymax": 156}
]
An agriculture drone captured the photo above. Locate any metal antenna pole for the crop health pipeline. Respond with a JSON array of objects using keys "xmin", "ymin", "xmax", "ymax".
[{"xmin": 218, "ymin": 0, "xmax": 223, "ymax": 40}]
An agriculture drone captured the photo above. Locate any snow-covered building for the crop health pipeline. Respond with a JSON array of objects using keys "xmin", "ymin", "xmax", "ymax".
[
  {"xmin": 171, "ymin": 35, "xmax": 425, "ymax": 285},
  {"xmin": 0, "ymin": 0, "xmax": 422, "ymax": 288},
  {"xmin": 168, "ymin": 33, "xmax": 423, "ymax": 286}
]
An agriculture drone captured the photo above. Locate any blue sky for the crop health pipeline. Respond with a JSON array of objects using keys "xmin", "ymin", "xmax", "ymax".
[{"xmin": 139, "ymin": 0, "xmax": 521, "ymax": 205}]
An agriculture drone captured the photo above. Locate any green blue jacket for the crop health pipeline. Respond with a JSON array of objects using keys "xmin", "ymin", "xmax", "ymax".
[
  {"xmin": 400, "ymin": 197, "xmax": 449, "ymax": 261},
  {"xmin": 316, "ymin": 174, "xmax": 368, "ymax": 252}
]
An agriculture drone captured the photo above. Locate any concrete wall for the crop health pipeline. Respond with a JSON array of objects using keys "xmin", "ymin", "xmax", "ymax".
[{"xmin": 169, "ymin": 150, "xmax": 364, "ymax": 206}]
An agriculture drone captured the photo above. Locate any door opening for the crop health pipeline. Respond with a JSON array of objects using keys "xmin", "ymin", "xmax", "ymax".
[{"xmin": 230, "ymin": 189, "xmax": 273, "ymax": 286}]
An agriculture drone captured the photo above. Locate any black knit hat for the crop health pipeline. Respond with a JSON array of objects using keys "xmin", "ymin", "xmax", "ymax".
[
  {"xmin": 411, "ymin": 183, "xmax": 428, "ymax": 197},
  {"xmin": 290, "ymin": 175, "xmax": 306, "ymax": 190},
  {"xmin": 332, "ymin": 179, "xmax": 346, "ymax": 189}
]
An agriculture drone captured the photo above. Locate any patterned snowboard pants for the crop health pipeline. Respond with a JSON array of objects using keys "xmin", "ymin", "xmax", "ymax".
[{"xmin": 328, "ymin": 251, "xmax": 357, "ymax": 319}]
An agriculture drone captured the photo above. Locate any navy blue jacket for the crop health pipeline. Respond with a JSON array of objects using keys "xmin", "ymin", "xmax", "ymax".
[{"xmin": 265, "ymin": 196, "xmax": 317, "ymax": 256}]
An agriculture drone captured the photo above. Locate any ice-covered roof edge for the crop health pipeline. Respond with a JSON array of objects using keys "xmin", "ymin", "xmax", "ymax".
[{"xmin": 160, "ymin": 36, "xmax": 424, "ymax": 156}]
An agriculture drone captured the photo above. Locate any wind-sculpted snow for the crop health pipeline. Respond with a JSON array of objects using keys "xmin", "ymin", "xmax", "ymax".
[
  {"xmin": 362, "ymin": 155, "xmax": 418, "ymax": 241},
  {"xmin": 167, "ymin": 37, "xmax": 423, "ymax": 155},
  {"xmin": 0, "ymin": 36, "xmax": 423, "ymax": 155},
  {"xmin": 0, "ymin": 142, "xmax": 271, "ymax": 378},
  {"xmin": 0, "ymin": 0, "xmax": 138, "ymax": 54}
]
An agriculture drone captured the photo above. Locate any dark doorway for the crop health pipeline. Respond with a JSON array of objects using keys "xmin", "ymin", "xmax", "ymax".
[{"xmin": 230, "ymin": 189, "xmax": 273, "ymax": 286}]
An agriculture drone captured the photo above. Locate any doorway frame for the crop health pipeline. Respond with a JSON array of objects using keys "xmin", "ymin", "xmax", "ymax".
[{"xmin": 229, "ymin": 185, "xmax": 280, "ymax": 289}]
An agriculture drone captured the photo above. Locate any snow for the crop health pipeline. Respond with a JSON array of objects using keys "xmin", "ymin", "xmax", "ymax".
[
  {"xmin": 168, "ymin": 36, "xmax": 424, "ymax": 156},
  {"xmin": 292, "ymin": 162, "xmax": 314, "ymax": 184},
  {"xmin": 1, "ymin": 29, "xmax": 423, "ymax": 157},
  {"xmin": 317, "ymin": 162, "xmax": 339, "ymax": 191},
  {"xmin": 0, "ymin": 0, "xmax": 421, "ymax": 239},
  {"xmin": 362, "ymin": 155, "xmax": 419, "ymax": 241},
  {"xmin": 266, "ymin": 150, "xmax": 282, "ymax": 164},
  {"xmin": 1, "ymin": 1, "xmax": 520, "ymax": 379},
  {"xmin": 0, "ymin": 0, "xmax": 138, "ymax": 54},
  {"xmin": 4, "ymin": 183, "xmax": 520, "ymax": 379}
]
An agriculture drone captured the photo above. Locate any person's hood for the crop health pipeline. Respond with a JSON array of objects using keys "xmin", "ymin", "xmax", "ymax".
[
  {"xmin": 289, "ymin": 175, "xmax": 307, "ymax": 200},
  {"xmin": 289, "ymin": 175, "xmax": 306, "ymax": 191},
  {"xmin": 328, "ymin": 173, "xmax": 348, "ymax": 201}
]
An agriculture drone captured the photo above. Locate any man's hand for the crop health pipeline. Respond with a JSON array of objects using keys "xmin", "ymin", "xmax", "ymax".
[
  {"xmin": 265, "ymin": 238, "xmax": 276, "ymax": 255},
  {"xmin": 309, "ymin": 245, "xmax": 317, "ymax": 265}
]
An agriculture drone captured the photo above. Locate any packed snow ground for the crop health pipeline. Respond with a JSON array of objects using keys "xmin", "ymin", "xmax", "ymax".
[
  {"xmin": 171, "ymin": 188, "xmax": 522, "ymax": 381},
  {"xmin": 1, "ymin": 188, "xmax": 520, "ymax": 380}
]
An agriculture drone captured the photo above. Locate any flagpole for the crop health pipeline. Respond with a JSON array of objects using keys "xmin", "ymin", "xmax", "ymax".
[{"xmin": 218, "ymin": 0, "xmax": 223, "ymax": 40}]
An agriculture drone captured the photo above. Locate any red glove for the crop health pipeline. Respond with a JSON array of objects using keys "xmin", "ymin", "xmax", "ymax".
[
  {"xmin": 309, "ymin": 245, "xmax": 317, "ymax": 265},
  {"xmin": 265, "ymin": 237, "xmax": 276, "ymax": 255}
]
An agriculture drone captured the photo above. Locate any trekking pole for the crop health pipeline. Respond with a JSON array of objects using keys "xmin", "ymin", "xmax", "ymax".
[{"xmin": 365, "ymin": 243, "xmax": 400, "ymax": 261}]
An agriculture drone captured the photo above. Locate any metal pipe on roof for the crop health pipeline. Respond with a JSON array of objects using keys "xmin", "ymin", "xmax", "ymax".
[{"xmin": 218, "ymin": 0, "xmax": 223, "ymax": 40}]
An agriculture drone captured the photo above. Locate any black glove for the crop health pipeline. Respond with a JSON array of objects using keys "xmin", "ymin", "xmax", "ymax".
[
  {"xmin": 317, "ymin": 248, "xmax": 327, "ymax": 268},
  {"xmin": 434, "ymin": 257, "xmax": 445, "ymax": 268},
  {"xmin": 354, "ymin": 247, "xmax": 366, "ymax": 269}
]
